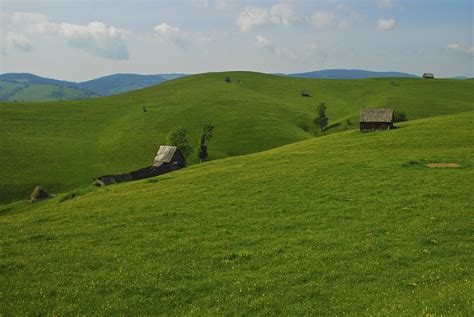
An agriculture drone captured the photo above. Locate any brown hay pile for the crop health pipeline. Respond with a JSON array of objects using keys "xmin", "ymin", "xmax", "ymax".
[
  {"xmin": 425, "ymin": 163, "xmax": 460, "ymax": 168},
  {"xmin": 31, "ymin": 186, "xmax": 49, "ymax": 202}
]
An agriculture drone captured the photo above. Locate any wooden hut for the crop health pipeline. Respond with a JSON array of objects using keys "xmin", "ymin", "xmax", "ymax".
[
  {"xmin": 152, "ymin": 145, "xmax": 186, "ymax": 168},
  {"xmin": 359, "ymin": 108, "xmax": 394, "ymax": 132},
  {"xmin": 423, "ymin": 73, "xmax": 434, "ymax": 79},
  {"xmin": 95, "ymin": 146, "xmax": 186, "ymax": 186},
  {"xmin": 301, "ymin": 90, "xmax": 311, "ymax": 97}
]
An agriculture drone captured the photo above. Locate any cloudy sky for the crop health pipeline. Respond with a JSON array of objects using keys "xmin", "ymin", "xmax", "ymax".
[{"xmin": 1, "ymin": 0, "xmax": 472, "ymax": 81}]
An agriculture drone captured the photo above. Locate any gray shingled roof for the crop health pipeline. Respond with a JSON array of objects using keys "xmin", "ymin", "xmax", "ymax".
[
  {"xmin": 153, "ymin": 145, "xmax": 179, "ymax": 164},
  {"xmin": 359, "ymin": 108, "xmax": 394, "ymax": 123}
]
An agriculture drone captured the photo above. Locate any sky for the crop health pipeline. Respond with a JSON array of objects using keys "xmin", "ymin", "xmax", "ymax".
[{"xmin": 0, "ymin": 0, "xmax": 473, "ymax": 81}]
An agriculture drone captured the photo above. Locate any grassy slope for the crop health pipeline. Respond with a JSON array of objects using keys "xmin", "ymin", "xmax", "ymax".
[
  {"xmin": 1, "ymin": 111, "xmax": 473, "ymax": 315},
  {"xmin": 1, "ymin": 72, "xmax": 473, "ymax": 202}
]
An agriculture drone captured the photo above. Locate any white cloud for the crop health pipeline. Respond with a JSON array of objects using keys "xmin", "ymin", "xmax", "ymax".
[
  {"xmin": 3, "ymin": 32, "xmax": 33, "ymax": 52},
  {"xmin": 153, "ymin": 23, "xmax": 188, "ymax": 47},
  {"xmin": 376, "ymin": 0, "xmax": 395, "ymax": 9},
  {"xmin": 255, "ymin": 34, "xmax": 296, "ymax": 60},
  {"xmin": 377, "ymin": 18, "xmax": 396, "ymax": 30},
  {"xmin": 448, "ymin": 43, "xmax": 474, "ymax": 55},
  {"xmin": 304, "ymin": 43, "xmax": 329, "ymax": 64},
  {"xmin": 236, "ymin": 1, "xmax": 301, "ymax": 32},
  {"xmin": 270, "ymin": 2, "xmax": 302, "ymax": 27},
  {"xmin": 2, "ymin": 12, "xmax": 130, "ymax": 60},
  {"xmin": 255, "ymin": 34, "xmax": 272, "ymax": 48},
  {"xmin": 236, "ymin": 7, "xmax": 276, "ymax": 31},
  {"xmin": 58, "ymin": 22, "xmax": 129, "ymax": 60},
  {"xmin": 192, "ymin": 0, "xmax": 230, "ymax": 9},
  {"xmin": 311, "ymin": 11, "xmax": 336, "ymax": 28}
]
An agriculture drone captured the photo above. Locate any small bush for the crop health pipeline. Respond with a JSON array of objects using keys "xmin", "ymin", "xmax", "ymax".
[
  {"xmin": 297, "ymin": 122, "xmax": 310, "ymax": 132},
  {"xmin": 59, "ymin": 187, "xmax": 92, "ymax": 203},
  {"xmin": 394, "ymin": 111, "xmax": 408, "ymax": 122}
]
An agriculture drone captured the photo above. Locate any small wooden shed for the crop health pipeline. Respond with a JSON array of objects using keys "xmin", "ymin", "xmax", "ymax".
[
  {"xmin": 95, "ymin": 145, "xmax": 186, "ymax": 186},
  {"xmin": 359, "ymin": 108, "xmax": 394, "ymax": 132},
  {"xmin": 152, "ymin": 145, "xmax": 186, "ymax": 168},
  {"xmin": 301, "ymin": 90, "xmax": 311, "ymax": 97},
  {"xmin": 423, "ymin": 73, "xmax": 434, "ymax": 79}
]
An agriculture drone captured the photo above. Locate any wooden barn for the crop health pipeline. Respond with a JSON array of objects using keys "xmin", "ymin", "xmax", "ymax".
[
  {"xmin": 423, "ymin": 73, "xmax": 434, "ymax": 79},
  {"xmin": 95, "ymin": 145, "xmax": 186, "ymax": 186},
  {"xmin": 359, "ymin": 108, "xmax": 394, "ymax": 132},
  {"xmin": 152, "ymin": 145, "xmax": 186, "ymax": 169},
  {"xmin": 301, "ymin": 90, "xmax": 311, "ymax": 97}
]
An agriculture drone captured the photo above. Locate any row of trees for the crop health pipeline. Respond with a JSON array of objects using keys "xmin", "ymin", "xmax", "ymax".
[{"xmin": 167, "ymin": 124, "xmax": 214, "ymax": 163}]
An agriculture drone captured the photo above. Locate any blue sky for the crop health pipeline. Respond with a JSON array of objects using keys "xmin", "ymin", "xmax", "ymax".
[{"xmin": 1, "ymin": 0, "xmax": 472, "ymax": 81}]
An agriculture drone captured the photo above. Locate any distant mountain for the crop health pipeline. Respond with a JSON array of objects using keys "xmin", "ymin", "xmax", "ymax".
[
  {"xmin": 447, "ymin": 76, "xmax": 470, "ymax": 80},
  {"xmin": 0, "ymin": 73, "xmax": 188, "ymax": 102},
  {"xmin": 78, "ymin": 73, "xmax": 186, "ymax": 95},
  {"xmin": 0, "ymin": 73, "xmax": 79, "ymax": 88},
  {"xmin": 288, "ymin": 69, "xmax": 418, "ymax": 79}
]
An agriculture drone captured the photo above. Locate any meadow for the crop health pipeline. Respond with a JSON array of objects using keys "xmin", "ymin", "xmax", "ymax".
[
  {"xmin": 1, "ymin": 72, "xmax": 473, "ymax": 202},
  {"xmin": 0, "ymin": 111, "xmax": 472, "ymax": 315}
]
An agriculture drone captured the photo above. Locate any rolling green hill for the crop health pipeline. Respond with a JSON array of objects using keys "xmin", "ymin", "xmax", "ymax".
[
  {"xmin": 0, "ymin": 80, "xmax": 98, "ymax": 102},
  {"xmin": 1, "ymin": 111, "xmax": 472, "ymax": 315},
  {"xmin": 0, "ymin": 71, "xmax": 473, "ymax": 202}
]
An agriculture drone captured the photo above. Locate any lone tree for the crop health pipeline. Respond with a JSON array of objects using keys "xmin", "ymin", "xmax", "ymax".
[
  {"xmin": 167, "ymin": 126, "xmax": 193, "ymax": 158},
  {"xmin": 314, "ymin": 102, "xmax": 329, "ymax": 131},
  {"xmin": 198, "ymin": 123, "xmax": 214, "ymax": 163}
]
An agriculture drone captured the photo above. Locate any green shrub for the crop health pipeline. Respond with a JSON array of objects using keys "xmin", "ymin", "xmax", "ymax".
[{"xmin": 394, "ymin": 111, "xmax": 408, "ymax": 122}]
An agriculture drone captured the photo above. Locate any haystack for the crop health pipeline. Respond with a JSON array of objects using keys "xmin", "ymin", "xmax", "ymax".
[{"xmin": 31, "ymin": 186, "xmax": 49, "ymax": 202}]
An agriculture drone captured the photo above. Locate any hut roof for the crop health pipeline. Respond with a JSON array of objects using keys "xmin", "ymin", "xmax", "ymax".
[
  {"xmin": 423, "ymin": 73, "xmax": 434, "ymax": 78},
  {"xmin": 359, "ymin": 108, "xmax": 394, "ymax": 123},
  {"xmin": 153, "ymin": 145, "xmax": 181, "ymax": 164}
]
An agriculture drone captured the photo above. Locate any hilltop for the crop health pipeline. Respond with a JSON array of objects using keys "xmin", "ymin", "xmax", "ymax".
[
  {"xmin": 1, "ymin": 111, "xmax": 472, "ymax": 315},
  {"xmin": 1, "ymin": 71, "xmax": 473, "ymax": 202},
  {"xmin": 288, "ymin": 69, "xmax": 418, "ymax": 79},
  {"xmin": 2, "ymin": 70, "xmax": 470, "ymax": 102}
]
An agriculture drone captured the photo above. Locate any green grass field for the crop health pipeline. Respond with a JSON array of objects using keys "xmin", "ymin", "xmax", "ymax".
[
  {"xmin": 1, "ymin": 110, "xmax": 473, "ymax": 315},
  {"xmin": 1, "ymin": 72, "xmax": 473, "ymax": 202}
]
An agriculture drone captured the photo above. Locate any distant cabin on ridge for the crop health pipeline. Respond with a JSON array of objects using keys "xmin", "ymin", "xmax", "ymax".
[
  {"xmin": 95, "ymin": 145, "xmax": 185, "ymax": 186},
  {"xmin": 423, "ymin": 73, "xmax": 434, "ymax": 79},
  {"xmin": 359, "ymin": 108, "xmax": 394, "ymax": 132},
  {"xmin": 301, "ymin": 90, "xmax": 311, "ymax": 97}
]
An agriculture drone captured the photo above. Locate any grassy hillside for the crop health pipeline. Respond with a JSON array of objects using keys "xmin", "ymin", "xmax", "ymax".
[
  {"xmin": 1, "ymin": 71, "xmax": 473, "ymax": 202},
  {"xmin": 1, "ymin": 111, "xmax": 472, "ymax": 315},
  {"xmin": 0, "ymin": 81, "xmax": 97, "ymax": 102}
]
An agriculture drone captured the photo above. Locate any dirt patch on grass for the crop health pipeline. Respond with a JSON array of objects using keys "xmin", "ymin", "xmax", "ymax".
[{"xmin": 425, "ymin": 163, "xmax": 460, "ymax": 168}]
